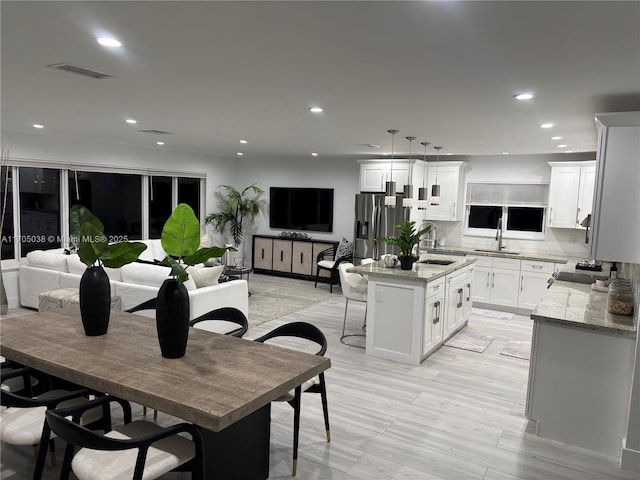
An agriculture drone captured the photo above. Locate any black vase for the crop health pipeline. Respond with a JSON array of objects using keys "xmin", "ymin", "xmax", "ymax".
[
  {"xmin": 156, "ymin": 279, "xmax": 190, "ymax": 359},
  {"xmin": 79, "ymin": 266, "xmax": 111, "ymax": 336},
  {"xmin": 399, "ymin": 255, "xmax": 416, "ymax": 270}
]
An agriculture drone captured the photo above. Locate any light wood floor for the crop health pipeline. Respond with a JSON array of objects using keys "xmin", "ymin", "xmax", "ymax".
[{"xmin": 2, "ymin": 297, "xmax": 637, "ymax": 479}]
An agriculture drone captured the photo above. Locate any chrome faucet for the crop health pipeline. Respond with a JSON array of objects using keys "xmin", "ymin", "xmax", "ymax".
[
  {"xmin": 496, "ymin": 217, "xmax": 505, "ymax": 250},
  {"xmin": 416, "ymin": 221, "xmax": 438, "ymax": 258}
]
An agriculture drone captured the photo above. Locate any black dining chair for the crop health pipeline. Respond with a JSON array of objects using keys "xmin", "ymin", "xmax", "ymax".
[
  {"xmin": 189, "ymin": 307, "xmax": 248, "ymax": 338},
  {"xmin": 44, "ymin": 395, "xmax": 205, "ymax": 480},
  {"xmin": 125, "ymin": 298, "xmax": 157, "ymax": 315},
  {"xmin": 253, "ymin": 322, "xmax": 330, "ymax": 476},
  {"xmin": 314, "ymin": 246, "xmax": 352, "ymax": 293}
]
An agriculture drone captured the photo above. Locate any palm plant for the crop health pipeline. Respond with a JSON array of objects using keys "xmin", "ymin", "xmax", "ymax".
[
  {"xmin": 377, "ymin": 221, "xmax": 431, "ymax": 258},
  {"xmin": 205, "ymin": 184, "xmax": 264, "ymax": 247}
]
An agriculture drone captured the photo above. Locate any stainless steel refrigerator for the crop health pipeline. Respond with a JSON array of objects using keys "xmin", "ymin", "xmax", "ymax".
[{"xmin": 353, "ymin": 193, "xmax": 409, "ymax": 262}]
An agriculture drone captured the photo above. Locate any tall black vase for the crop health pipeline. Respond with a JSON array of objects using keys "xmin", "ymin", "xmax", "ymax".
[
  {"xmin": 156, "ymin": 279, "xmax": 190, "ymax": 359},
  {"xmin": 79, "ymin": 266, "xmax": 111, "ymax": 336}
]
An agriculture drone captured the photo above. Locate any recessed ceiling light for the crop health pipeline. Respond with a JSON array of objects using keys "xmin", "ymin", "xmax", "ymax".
[
  {"xmin": 540, "ymin": 123, "xmax": 554, "ymax": 129},
  {"xmin": 97, "ymin": 37, "xmax": 122, "ymax": 48},
  {"xmin": 501, "ymin": 152, "xmax": 510, "ymax": 155},
  {"xmin": 550, "ymin": 136, "xmax": 562, "ymax": 140},
  {"xmin": 237, "ymin": 152, "xmax": 244, "ymax": 156},
  {"xmin": 311, "ymin": 153, "xmax": 318, "ymax": 157},
  {"xmin": 564, "ymin": 150, "xmax": 573, "ymax": 153},
  {"xmin": 156, "ymin": 141, "xmax": 165, "ymax": 146},
  {"xmin": 33, "ymin": 124, "xmax": 44, "ymax": 129},
  {"xmin": 309, "ymin": 107, "xmax": 323, "ymax": 113},
  {"xmin": 514, "ymin": 93, "xmax": 535, "ymax": 100},
  {"xmin": 239, "ymin": 140, "xmax": 248, "ymax": 144},
  {"xmin": 557, "ymin": 144, "xmax": 568, "ymax": 148},
  {"xmin": 126, "ymin": 119, "xmax": 137, "ymax": 124},
  {"xmin": 446, "ymin": 153, "xmax": 452, "ymax": 156}
]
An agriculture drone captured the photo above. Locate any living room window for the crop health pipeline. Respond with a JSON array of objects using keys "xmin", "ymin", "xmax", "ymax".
[
  {"xmin": 178, "ymin": 177, "xmax": 201, "ymax": 219},
  {"xmin": 464, "ymin": 183, "xmax": 548, "ymax": 240}
]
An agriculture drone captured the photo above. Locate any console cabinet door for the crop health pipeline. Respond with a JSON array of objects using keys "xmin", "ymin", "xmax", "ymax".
[
  {"xmin": 253, "ymin": 237, "xmax": 273, "ymax": 270},
  {"xmin": 292, "ymin": 242, "xmax": 313, "ymax": 275},
  {"xmin": 312, "ymin": 242, "xmax": 335, "ymax": 278},
  {"xmin": 272, "ymin": 240, "xmax": 293, "ymax": 273}
]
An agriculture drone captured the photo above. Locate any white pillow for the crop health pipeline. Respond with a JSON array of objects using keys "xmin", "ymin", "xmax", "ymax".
[
  {"xmin": 67, "ymin": 254, "xmax": 87, "ymax": 275},
  {"xmin": 26, "ymin": 250, "xmax": 69, "ymax": 272},
  {"xmin": 120, "ymin": 262, "xmax": 171, "ymax": 288},
  {"xmin": 190, "ymin": 265, "xmax": 224, "ymax": 288}
]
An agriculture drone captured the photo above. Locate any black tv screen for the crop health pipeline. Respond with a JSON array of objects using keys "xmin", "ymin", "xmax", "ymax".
[{"xmin": 269, "ymin": 187, "xmax": 334, "ymax": 232}]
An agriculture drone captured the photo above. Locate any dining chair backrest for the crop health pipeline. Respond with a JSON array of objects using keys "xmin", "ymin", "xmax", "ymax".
[
  {"xmin": 253, "ymin": 322, "xmax": 327, "ymax": 356},
  {"xmin": 189, "ymin": 307, "xmax": 248, "ymax": 338}
]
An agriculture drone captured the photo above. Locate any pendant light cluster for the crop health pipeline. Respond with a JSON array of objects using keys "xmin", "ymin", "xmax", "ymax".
[
  {"xmin": 418, "ymin": 141, "xmax": 431, "ymax": 210},
  {"xmin": 384, "ymin": 129, "xmax": 398, "ymax": 206},
  {"xmin": 431, "ymin": 146, "xmax": 443, "ymax": 206},
  {"xmin": 402, "ymin": 136, "xmax": 416, "ymax": 208}
]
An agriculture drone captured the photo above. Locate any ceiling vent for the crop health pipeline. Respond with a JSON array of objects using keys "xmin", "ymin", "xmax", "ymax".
[
  {"xmin": 138, "ymin": 129, "xmax": 175, "ymax": 135},
  {"xmin": 46, "ymin": 62, "xmax": 114, "ymax": 79}
]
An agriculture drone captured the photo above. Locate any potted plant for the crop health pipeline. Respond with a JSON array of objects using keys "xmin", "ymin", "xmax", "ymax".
[
  {"xmin": 157, "ymin": 203, "xmax": 233, "ymax": 358},
  {"xmin": 205, "ymin": 184, "xmax": 264, "ymax": 265},
  {"xmin": 70, "ymin": 205, "xmax": 148, "ymax": 336},
  {"xmin": 377, "ymin": 221, "xmax": 431, "ymax": 270}
]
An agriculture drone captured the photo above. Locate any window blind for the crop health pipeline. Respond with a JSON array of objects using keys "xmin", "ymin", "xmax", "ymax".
[{"xmin": 466, "ymin": 183, "xmax": 548, "ymax": 207}]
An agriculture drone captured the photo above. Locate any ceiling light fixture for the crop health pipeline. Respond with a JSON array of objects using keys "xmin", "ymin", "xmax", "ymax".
[
  {"xmin": 126, "ymin": 119, "xmax": 137, "ymax": 124},
  {"xmin": 311, "ymin": 152, "xmax": 318, "ymax": 157},
  {"xmin": 418, "ymin": 141, "xmax": 431, "ymax": 210},
  {"xmin": 156, "ymin": 141, "xmax": 165, "ymax": 146},
  {"xmin": 540, "ymin": 123, "xmax": 554, "ymax": 129},
  {"xmin": 237, "ymin": 152, "xmax": 244, "ymax": 156},
  {"xmin": 239, "ymin": 140, "xmax": 248, "ymax": 144},
  {"xmin": 514, "ymin": 93, "xmax": 535, "ymax": 100},
  {"xmin": 33, "ymin": 124, "xmax": 44, "ymax": 129},
  {"xmin": 431, "ymin": 146, "xmax": 443, "ymax": 206},
  {"xmin": 97, "ymin": 37, "xmax": 122, "ymax": 48},
  {"xmin": 550, "ymin": 136, "xmax": 562, "ymax": 140},
  {"xmin": 501, "ymin": 152, "xmax": 510, "ymax": 155},
  {"xmin": 402, "ymin": 136, "xmax": 416, "ymax": 208},
  {"xmin": 384, "ymin": 129, "xmax": 399, "ymax": 207},
  {"xmin": 557, "ymin": 144, "xmax": 568, "ymax": 148},
  {"xmin": 309, "ymin": 107, "xmax": 323, "ymax": 113}
]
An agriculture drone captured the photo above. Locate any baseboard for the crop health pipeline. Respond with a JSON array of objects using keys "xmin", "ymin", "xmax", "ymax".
[{"xmin": 621, "ymin": 439, "xmax": 640, "ymax": 473}]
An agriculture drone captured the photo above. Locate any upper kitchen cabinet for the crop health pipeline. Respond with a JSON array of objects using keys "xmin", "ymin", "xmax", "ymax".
[
  {"xmin": 357, "ymin": 159, "xmax": 419, "ymax": 193},
  {"xmin": 424, "ymin": 161, "xmax": 467, "ymax": 221},
  {"xmin": 589, "ymin": 112, "xmax": 640, "ymax": 263},
  {"xmin": 547, "ymin": 161, "xmax": 596, "ymax": 229}
]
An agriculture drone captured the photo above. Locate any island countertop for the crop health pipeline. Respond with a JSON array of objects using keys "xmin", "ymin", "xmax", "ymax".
[
  {"xmin": 348, "ymin": 254, "xmax": 475, "ymax": 284},
  {"xmin": 531, "ymin": 280, "xmax": 636, "ymax": 338}
]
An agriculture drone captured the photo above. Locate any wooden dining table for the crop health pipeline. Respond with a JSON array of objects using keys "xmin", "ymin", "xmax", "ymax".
[{"xmin": 0, "ymin": 305, "xmax": 331, "ymax": 479}]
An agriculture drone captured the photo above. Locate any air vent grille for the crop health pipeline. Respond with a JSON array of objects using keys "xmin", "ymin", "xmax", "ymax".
[
  {"xmin": 47, "ymin": 63, "xmax": 114, "ymax": 79},
  {"xmin": 138, "ymin": 130, "xmax": 175, "ymax": 135}
]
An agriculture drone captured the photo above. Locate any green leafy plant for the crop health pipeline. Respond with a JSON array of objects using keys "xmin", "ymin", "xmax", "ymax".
[
  {"xmin": 376, "ymin": 221, "xmax": 431, "ymax": 258},
  {"xmin": 205, "ymin": 184, "xmax": 265, "ymax": 247},
  {"xmin": 161, "ymin": 203, "xmax": 234, "ymax": 283},
  {"xmin": 70, "ymin": 205, "xmax": 148, "ymax": 268}
]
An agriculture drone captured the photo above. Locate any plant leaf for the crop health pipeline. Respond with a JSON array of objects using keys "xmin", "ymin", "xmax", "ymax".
[
  {"xmin": 161, "ymin": 256, "xmax": 189, "ymax": 283},
  {"xmin": 183, "ymin": 245, "xmax": 234, "ymax": 266},
  {"xmin": 70, "ymin": 204, "xmax": 103, "ymax": 249},
  {"xmin": 161, "ymin": 203, "xmax": 200, "ymax": 258},
  {"xmin": 102, "ymin": 242, "xmax": 148, "ymax": 268},
  {"xmin": 78, "ymin": 223, "xmax": 108, "ymax": 267}
]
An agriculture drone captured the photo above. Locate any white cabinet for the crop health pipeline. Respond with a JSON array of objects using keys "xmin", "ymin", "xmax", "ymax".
[
  {"xmin": 422, "ymin": 277, "xmax": 445, "ymax": 357},
  {"xmin": 358, "ymin": 159, "xmax": 416, "ymax": 193},
  {"xmin": 470, "ymin": 256, "xmax": 521, "ymax": 308},
  {"xmin": 517, "ymin": 260, "xmax": 555, "ymax": 310},
  {"xmin": 463, "ymin": 264, "xmax": 474, "ymax": 318},
  {"xmin": 548, "ymin": 161, "xmax": 596, "ymax": 229},
  {"xmin": 444, "ymin": 267, "xmax": 467, "ymax": 338},
  {"xmin": 471, "ymin": 256, "xmax": 491, "ymax": 303},
  {"xmin": 589, "ymin": 112, "xmax": 640, "ymax": 264},
  {"xmin": 424, "ymin": 161, "xmax": 467, "ymax": 221}
]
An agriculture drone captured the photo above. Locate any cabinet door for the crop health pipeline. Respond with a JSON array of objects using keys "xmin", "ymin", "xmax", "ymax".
[
  {"xmin": 423, "ymin": 291, "xmax": 444, "ymax": 356},
  {"xmin": 291, "ymin": 242, "xmax": 313, "ymax": 275},
  {"xmin": 444, "ymin": 274, "xmax": 466, "ymax": 338},
  {"xmin": 253, "ymin": 237, "xmax": 273, "ymax": 270},
  {"xmin": 472, "ymin": 265, "xmax": 491, "ymax": 303},
  {"xmin": 518, "ymin": 271, "xmax": 552, "ymax": 310},
  {"xmin": 390, "ymin": 164, "xmax": 411, "ymax": 190},
  {"xmin": 463, "ymin": 266, "xmax": 473, "ymax": 319},
  {"xmin": 272, "ymin": 240, "xmax": 293, "ymax": 273},
  {"xmin": 548, "ymin": 166, "xmax": 580, "ymax": 228},
  {"xmin": 577, "ymin": 166, "xmax": 595, "ymax": 229},
  {"xmin": 360, "ymin": 164, "xmax": 387, "ymax": 192},
  {"xmin": 312, "ymin": 242, "xmax": 335, "ymax": 278},
  {"xmin": 425, "ymin": 165, "xmax": 460, "ymax": 221},
  {"xmin": 489, "ymin": 267, "xmax": 520, "ymax": 307}
]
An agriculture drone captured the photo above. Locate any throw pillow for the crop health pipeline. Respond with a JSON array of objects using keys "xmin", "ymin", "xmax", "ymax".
[
  {"xmin": 191, "ymin": 265, "xmax": 224, "ymax": 288},
  {"xmin": 335, "ymin": 238, "xmax": 353, "ymax": 260}
]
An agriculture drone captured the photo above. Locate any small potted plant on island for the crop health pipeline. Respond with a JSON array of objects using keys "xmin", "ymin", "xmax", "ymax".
[
  {"xmin": 70, "ymin": 205, "xmax": 148, "ymax": 336},
  {"xmin": 377, "ymin": 221, "xmax": 431, "ymax": 270},
  {"xmin": 158, "ymin": 203, "xmax": 233, "ymax": 358}
]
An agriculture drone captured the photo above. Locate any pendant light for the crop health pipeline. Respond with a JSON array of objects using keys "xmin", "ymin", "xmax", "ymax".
[
  {"xmin": 431, "ymin": 146, "xmax": 443, "ymax": 206},
  {"xmin": 418, "ymin": 141, "xmax": 431, "ymax": 209},
  {"xmin": 402, "ymin": 136, "xmax": 416, "ymax": 208},
  {"xmin": 384, "ymin": 129, "xmax": 399, "ymax": 206}
]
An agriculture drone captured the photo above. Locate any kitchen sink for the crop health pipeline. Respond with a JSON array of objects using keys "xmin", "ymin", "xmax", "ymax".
[
  {"xmin": 473, "ymin": 249, "xmax": 520, "ymax": 255},
  {"xmin": 554, "ymin": 272, "xmax": 608, "ymax": 284},
  {"xmin": 417, "ymin": 259, "xmax": 456, "ymax": 266}
]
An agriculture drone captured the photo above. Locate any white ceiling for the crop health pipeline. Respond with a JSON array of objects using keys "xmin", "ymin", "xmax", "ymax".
[{"xmin": 2, "ymin": 1, "xmax": 639, "ymax": 160}]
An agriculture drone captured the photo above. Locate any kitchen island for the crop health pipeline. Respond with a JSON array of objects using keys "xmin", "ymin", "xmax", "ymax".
[
  {"xmin": 349, "ymin": 254, "xmax": 475, "ymax": 365},
  {"xmin": 526, "ymin": 275, "xmax": 636, "ymax": 458}
]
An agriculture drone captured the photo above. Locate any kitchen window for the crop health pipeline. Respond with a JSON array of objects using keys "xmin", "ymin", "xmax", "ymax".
[{"xmin": 464, "ymin": 183, "xmax": 548, "ymax": 240}]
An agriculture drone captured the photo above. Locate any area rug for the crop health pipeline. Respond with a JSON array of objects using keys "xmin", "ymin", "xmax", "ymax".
[
  {"xmin": 471, "ymin": 307, "xmax": 514, "ymax": 320},
  {"xmin": 443, "ymin": 329, "xmax": 495, "ymax": 353},
  {"xmin": 500, "ymin": 340, "xmax": 531, "ymax": 360}
]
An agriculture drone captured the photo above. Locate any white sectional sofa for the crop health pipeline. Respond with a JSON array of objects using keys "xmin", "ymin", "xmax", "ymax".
[{"xmin": 18, "ymin": 239, "xmax": 248, "ymax": 319}]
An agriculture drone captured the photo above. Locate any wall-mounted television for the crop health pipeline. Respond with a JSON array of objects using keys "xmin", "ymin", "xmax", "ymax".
[{"xmin": 269, "ymin": 187, "xmax": 334, "ymax": 232}]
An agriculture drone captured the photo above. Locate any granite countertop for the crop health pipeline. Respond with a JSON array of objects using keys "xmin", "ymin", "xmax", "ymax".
[
  {"xmin": 422, "ymin": 246, "xmax": 569, "ymax": 264},
  {"xmin": 348, "ymin": 254, "xmax": 475, "ymax": 284},
  {"xmin": 531, "ymin": 280, "xmax": 636, "ymax": 338}
]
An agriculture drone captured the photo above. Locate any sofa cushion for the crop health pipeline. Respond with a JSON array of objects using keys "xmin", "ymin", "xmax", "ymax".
[
  {"xmin": 138, "ymin": 239, "xmax": 165, "ymax": 263},
  {"xmin": 190, "ymin": 266, "xmax": 224, "ymax": 288},
  {"xmin": 26, "ymin": 250, "xmax": 69, "ymax": 272},
  {"xmin": 120, "ymin": 262, "xmax": 171, "ymax": 288}
]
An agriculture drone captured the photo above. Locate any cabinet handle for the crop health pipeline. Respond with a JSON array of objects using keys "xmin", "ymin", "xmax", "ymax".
[
  {"xmin": 466, "ymin": 283, "xmax": 471, "ymax": 301},
  {"xmin": 531, "ymin": 265, "xmax": 543, "ymax": 269},
  {"xmin": 457, "ymin": 288, "xmax": 464, "ymax": 308},
  {"xmin": 486, "ymin": 272, "xmax": 490, "ymax": 287},
  {"xmin": 433, "ymin": 300, "xmax": 441, "ymax": 324},
  {"xmin": 492, "ymin": 272, "xmax": 495, "ymax": 288},
  {"xmin": 280, "ymin": 250, "xmax": 283, "ymax": 262},
  {"xmin": 433, "ymin": 284, "xmax": 441, "ymax": 290},
  {"xmin": 521, "ymin": 275, "xmax": 524, "ymax": 291},
  {"xmin": 261, "ymin": 248, "xmax": 264, "ymax": 260},
  {"xmin": 300, "ymin": 252, "xmax": 303, "ymax": 263}
]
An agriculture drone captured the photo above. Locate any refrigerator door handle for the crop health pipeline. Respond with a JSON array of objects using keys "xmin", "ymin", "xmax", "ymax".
[{"xmin": 373, "ymin": 205, "xmax": 382, "ymax": 259}]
